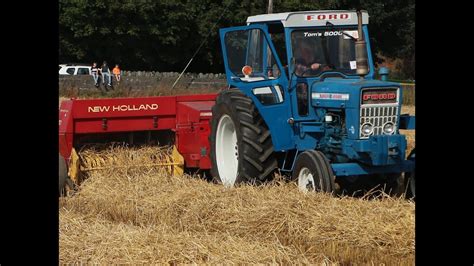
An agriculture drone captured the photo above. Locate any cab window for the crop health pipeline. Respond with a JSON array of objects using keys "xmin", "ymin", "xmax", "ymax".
[
  {"xmin": 77, "ymin": 68, "xmax": 89, "ymax": 75},
  {"xmin": 66, "ymin": 68, "xmax": 75, "ymax": 75}
]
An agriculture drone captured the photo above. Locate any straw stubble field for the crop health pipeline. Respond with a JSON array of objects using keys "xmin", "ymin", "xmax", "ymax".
[
  {"xmin": 59, "ymin": 97, "xmax": 415, "ymax": 264},
  {"xmin": 60, "ymin": 169, "xmax": 415, "ymax": 264}
]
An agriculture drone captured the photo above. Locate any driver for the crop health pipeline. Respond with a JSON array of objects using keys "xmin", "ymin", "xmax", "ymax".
[{"xmin": 294, "ymin": 39, "xmax": 331, "ymax": 76}]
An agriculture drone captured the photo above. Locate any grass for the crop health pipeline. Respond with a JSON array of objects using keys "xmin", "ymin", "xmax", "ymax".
[{"xmin": 59, "ymin": 82, "xmax": 221, "ymax": 99}]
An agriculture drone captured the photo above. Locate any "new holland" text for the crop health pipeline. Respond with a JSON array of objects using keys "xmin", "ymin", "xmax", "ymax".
[{"xmin": 88, "ymin": 104, "xmax": 159, "ymax": 113}]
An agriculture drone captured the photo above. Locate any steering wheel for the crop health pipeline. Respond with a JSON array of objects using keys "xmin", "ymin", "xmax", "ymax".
[
  {"xmin": 301, "ymin": 64, "xmax": 335, "ymax": 76},
  {"xmin": 301, "ymin": 67, "xmax": 314, "ymax": 77}
]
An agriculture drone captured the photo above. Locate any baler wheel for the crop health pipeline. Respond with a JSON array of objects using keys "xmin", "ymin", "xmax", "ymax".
[
  {"xmin": 209, "ymin": 89, "xmax": 277, "ymax": 187},
  {"xmin": 59, "ymin": 153, "xmax": 77, "ymax": 197},
  {"xmin": 404, "ymin": 148, "xmax": 415, "ymax": 200},
  {"xmin": 59, "ymin": 153, "xmax": 67, "ymax": 196},
  {"xmin": 292, "ymin": 150, "xmax": 336, "ymax": 193}
]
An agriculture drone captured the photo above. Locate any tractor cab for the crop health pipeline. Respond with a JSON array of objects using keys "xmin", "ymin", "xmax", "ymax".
[{"xmin": 246, "ymin": 10, "xmax": 370, "ymax": 79}]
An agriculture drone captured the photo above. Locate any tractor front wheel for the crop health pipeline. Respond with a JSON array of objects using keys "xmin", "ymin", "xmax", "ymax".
[
  {"xmin": 209, "ymin": 89, "xmax": 277, "ymax": 187},
  {"xmin": 292, "ymin": 150, "xmax": 336, "ymax": 193}
]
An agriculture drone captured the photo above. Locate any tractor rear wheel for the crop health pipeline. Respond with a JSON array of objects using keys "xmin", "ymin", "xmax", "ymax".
[
  {"xmin": 292, "ymin": 150, "xmax": 336, "ymax": 193},
  {"xmin": 59, "ymin": 153, "xmax": 68, "ymax": 196},
  {"xmin": 209, "ymin": 89, "xmax": 277, "ymax": 187},
  {"xmin": 405, "ymin": 148, "xmax": 415, "ymax": 200}
]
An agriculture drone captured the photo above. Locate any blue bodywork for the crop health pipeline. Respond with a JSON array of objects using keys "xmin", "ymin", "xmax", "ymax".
[{"xmin": 218, "ymin": 19, "xmax": 415, "ymax": 176}]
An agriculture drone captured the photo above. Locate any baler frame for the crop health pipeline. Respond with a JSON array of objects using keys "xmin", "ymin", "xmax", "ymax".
[{"xmin": 59, "ymin": 94, "xmax": 217, "ymax": 183}]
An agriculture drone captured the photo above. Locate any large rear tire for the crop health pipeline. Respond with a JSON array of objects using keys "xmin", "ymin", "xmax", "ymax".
[
  {"xmin": 292, "ymin": 150, "xmax": 336, "ymax": 193},
  {"xmin": 209, "ymin": 89, "xmax": 277, "ymax": 187}
]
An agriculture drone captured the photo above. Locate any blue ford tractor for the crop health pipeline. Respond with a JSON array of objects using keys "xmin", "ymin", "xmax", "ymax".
[{"xmin": 209, "ymin": 10, "xmax": 415, "ymax": 198}]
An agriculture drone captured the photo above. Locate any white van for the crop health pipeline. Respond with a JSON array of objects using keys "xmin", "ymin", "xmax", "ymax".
[{"xmin": 59, "ymin": 64, "xmax": 91, "ymax": 75}]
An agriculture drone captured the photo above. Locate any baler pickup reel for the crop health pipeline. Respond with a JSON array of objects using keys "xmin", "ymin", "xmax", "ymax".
[{"xmin": 68, "ymin": 145, "xmax": 184, "ymax": 186}]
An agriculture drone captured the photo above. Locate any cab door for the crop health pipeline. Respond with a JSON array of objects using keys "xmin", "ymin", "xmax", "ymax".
[{"xmin": 219, "ymin": 25, "xmax": 294, "ymax": 151}]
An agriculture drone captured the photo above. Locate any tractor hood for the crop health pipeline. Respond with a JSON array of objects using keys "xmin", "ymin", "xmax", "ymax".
[{"xmin": 310, "ymin": 78, "xmax": 400, "ymax": 109}]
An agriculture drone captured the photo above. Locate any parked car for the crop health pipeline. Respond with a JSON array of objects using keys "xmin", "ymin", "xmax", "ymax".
[{"xmin": 59, "ymin": 64, "xmax": 91, "ymax": 75}]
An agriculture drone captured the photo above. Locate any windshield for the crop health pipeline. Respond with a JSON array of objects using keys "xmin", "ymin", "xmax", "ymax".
[{"xmin": 291, "ymin": 28, "xmax": 360, "ymax": 77}]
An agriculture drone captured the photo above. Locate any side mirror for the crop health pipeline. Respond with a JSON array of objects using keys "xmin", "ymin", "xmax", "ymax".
[{"xmin": 378, "ymin": 67, "xmax": 390, "ymax": 81}]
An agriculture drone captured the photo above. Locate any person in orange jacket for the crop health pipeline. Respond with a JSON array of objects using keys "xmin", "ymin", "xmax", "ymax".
[{"xmin": 113, "ymin": 64, "xmax": 121, "ymax": 82}]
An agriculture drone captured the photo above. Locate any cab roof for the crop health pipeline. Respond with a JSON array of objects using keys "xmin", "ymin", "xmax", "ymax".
[{"xmin": 246, "ymin": 10, "xmax": 369, "ymax": 27}]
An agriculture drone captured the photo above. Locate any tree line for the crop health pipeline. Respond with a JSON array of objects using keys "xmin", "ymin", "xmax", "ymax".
[{"xmin": 59, "ymin": 0, "xmax": 415, "ymax": 79}]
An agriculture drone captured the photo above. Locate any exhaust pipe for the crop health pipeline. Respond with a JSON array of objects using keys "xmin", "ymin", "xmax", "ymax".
[{"xmin": 355, "ymin": 10, "xmax": 369, "ymax": 78}]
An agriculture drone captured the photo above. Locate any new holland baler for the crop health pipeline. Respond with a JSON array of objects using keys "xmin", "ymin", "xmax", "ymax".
[{"xmin": 59, "ymin": 94, "xmax": 217, "ymax": 189}]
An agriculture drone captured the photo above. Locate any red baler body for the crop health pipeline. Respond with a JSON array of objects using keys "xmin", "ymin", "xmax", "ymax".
[{"xmin": 59, "ymin": 94, "xmax": 217, "ymax": 169}]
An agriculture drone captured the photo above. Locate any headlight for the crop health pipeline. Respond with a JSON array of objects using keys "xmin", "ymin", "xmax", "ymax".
[
  {"xmin": 361, "ymin": 123, "xmax": 373, "ymax": 135},
  {"xmin": 383, "ymin": 122, "xmax": 395, "ymax": 134}
]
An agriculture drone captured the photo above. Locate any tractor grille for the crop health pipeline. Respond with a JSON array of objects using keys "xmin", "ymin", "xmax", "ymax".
[
  {"xmin": 359, "ymin": 87, "xmax": 400, "ymax": 139},
  {"xmin": 360, "ymin": 106, "xmax": 398, "ymax": 139},
  {"xmin": 360, "ymin": 106, "xmax": 398, "ymax": 138}
]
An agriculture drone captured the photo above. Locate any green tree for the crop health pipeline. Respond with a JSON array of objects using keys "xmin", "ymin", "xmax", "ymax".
[
  {"xmin": 59, "ymin": 0, "xmax": 415, "ymax": 78},
  {"xmin": 336, "ymin": 0, "xmax": 415, "ymax": 78}
]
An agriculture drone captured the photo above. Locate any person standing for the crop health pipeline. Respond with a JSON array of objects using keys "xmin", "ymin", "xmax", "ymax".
[
  {"xmin": 113, "ymin": 64, "xmax": 121, "ymax": 83},
  {"xmin": 101, "ymin": 61, "xmax": 112, "ymax": 89},
  {"xmin": 91, "ymin": 62, "xmax": 100, "ymax": 88}
]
